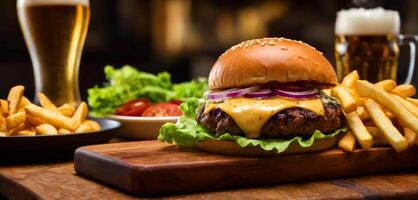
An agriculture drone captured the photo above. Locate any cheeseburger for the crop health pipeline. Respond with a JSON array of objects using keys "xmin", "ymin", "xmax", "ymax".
[{"xmin": 159, "ymin": 37, "xmax": 345, "ymax": 155}]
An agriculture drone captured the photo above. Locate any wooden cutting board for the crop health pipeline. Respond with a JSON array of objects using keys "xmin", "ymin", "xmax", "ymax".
[{"xmin": 74, "ymin": 140, "xmax": 418, "ymax": 197}]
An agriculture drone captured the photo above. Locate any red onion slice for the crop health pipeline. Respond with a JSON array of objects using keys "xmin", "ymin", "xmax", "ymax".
[
  {"xmin": 206, "ymin": 86, "xmax": 261, "ymax": 102},
  {"xmin": 244, "ymin": 89, "xmax": 273, "ymax": 98},
  {"xmin": 272, "ymin": 88, "xmax": 318, "ymax": 99},
  {"xmin": 273, "ymin": 85, "xmax": 307, "ymax": 92}
]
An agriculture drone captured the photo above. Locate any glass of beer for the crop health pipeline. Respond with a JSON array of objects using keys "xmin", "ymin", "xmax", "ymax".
[
  {"xmin": 17, "ymin": 0, "xmax": 90, "ymax": 106},
  {"xmin": 335, "ymin": 8, "xmax": 417, "ymax": 83}
]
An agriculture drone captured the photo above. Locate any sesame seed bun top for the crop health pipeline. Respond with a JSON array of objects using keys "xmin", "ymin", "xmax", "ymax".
[{"xmin": 209, "ymin": 37, "xmax": 337, "ymax": 90}]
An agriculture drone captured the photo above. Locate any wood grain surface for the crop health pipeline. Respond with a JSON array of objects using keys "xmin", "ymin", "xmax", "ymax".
[
  {"xmin": 74, "ymin": 140, "xmax": 418, "ymax": 197},
  {"xmin": 3, "ymin": 160, "xmax": 418, "ymax": 199}
]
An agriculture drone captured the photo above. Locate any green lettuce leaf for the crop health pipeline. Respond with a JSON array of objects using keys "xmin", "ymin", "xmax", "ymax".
[
  {"xmin": 173, "ymin": 78, "xmax": 208, "ymax": 101},
  {"xmin": 159, "ymin": 98, "xmax": 346, "ymax": 154},
  {"xmin": 87, "ymin": 65, "xmax": 208, "ymax": 116}
]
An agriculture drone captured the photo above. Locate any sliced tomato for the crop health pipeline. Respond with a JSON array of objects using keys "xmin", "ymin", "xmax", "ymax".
[
  {"xmin": 142, "ymin": 103, "xmax": 183, "ymax": 117},
  {"xmin": 115, "ymin": 98, "xmax": 152, "ymax": 116},
  {"xmin": 169, "ymin": 99, "xmax": 183, "ymax": 105}
]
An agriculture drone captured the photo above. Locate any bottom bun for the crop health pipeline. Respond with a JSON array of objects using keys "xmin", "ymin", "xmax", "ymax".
[{"xmin": 195, "ymin": 136, "xmax": 338, "ymax": 156}]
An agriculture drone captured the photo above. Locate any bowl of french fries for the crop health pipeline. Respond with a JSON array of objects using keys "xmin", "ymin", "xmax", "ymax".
[
  {"xmin": 326, "ymin": 71, "xmax": 418, "ymax": 153},
  {"xmin": 0, "ymin": 86, "xmax": 120, "ymax": 157}
]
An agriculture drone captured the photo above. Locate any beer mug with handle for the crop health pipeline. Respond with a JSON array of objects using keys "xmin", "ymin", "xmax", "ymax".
[
  {"xmin": 17, "ymin": 0, "xmax": 90, "ymax": 106},
  {"xmin": 335, "ymin": 8, "xmax": 417, "ymax": 84}
]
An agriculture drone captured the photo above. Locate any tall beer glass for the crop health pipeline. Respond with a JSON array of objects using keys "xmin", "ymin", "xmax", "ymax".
[
  {"xmin": 335, "ymin": 8, "xmax": 417, "ymax": 83},
  {"xmin": 17, "ymin": 0, "xmax": 90, "ymax": 106}
]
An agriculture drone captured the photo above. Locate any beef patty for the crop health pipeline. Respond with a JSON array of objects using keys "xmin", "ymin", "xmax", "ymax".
[{"xmin": 196, "ymin": 94, "xmax": 345, "ymax": 138}]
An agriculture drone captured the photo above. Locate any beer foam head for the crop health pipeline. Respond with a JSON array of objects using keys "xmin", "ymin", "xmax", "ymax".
[
  {"xmin": 335, "ymin": 7, "xmax": 400, "ymax": 35},
  {"xmin": 18, "ymin": 0, "xmax": 89, "ymax": 7}
]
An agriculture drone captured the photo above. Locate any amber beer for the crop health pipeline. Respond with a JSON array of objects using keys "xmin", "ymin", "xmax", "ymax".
[
  {"xmin": 335, "ymin": 34, "xmax": 399, "ymax": 82},
  {"xmin": 17, "ymin": 0, "xmax": 90, "ymax": 106},
  {"xmin": 335, "ymin": 8, "xmax": 416, "ymax": 83}
]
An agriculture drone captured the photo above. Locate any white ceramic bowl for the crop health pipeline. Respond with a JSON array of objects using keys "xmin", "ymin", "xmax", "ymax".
[{"xmin": 108, "ymin": 115, "xmax": 179, "ymax": 140}]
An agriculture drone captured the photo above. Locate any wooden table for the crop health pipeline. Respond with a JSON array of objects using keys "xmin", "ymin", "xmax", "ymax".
[{"xmin": 2, "ymin": 160, "xmax": 418, "ymax": 200}]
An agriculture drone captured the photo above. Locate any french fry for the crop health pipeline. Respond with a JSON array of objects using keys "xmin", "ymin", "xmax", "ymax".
[
  {"xmin": 341, "ymin": 70, "xmax": 359, "ymax": 88},
  {"xmin": 0, "ymin": 99, "xmax": 8, "ymax": 116},
  {"xmin": 35, "ymin": 124, "xmax": 57, "ymax": 135},
  {"xmin": 25, "ymin": 104, "xmax": 77, "ymax": 131},
  {"xmin": 331, "ymin": 86, "xmax": 357, "ymax": 113},
  {"xmin": 356, "ymin": 80, "xmax": 418, "ymax": 134},
  {"xmin": 18, "ymin": 129, "xmax": 36, "ymax": 136},
  {"xmin": 26, "ymin": 114, "xmax": 45, "ymax": 126},
  {"xmin": 391, "ymin": 84, "xmax": 416, "ymax": 98},
  {"xmin": 392, "ymin": 95, "xmax": 418, "ymax": 118},
  {"xmin": 365, "ymin": 126, "xmax": 389, "ymax": 147},
  {"xmin": 0, "ymin": 112, "xmax": 7, "ymax": 132},
  {"xmin": 72, "ymin": 102, "xmax": 88, "ymax": 128},
  {"xmin": 85, "ymin": 120, "xmax": 101, "ymax": 131},
  {"xmin": 364, "ymin": 99, "xmax": 408, "ymax": 152},
  {"xmin": 18, "ymin": 96, "xmax": 31, "ymax": 111},
  {"xmin": 17, "ymin": 108, "xmax": 24, "ymax": 114},
  {"xmin": 345, "ymin": 88, "xmax": 363, "ymax": 106},
  {"xmin": 345, "ymin": 112, "xmax": 372, "ymax": 149},
  {"xmin": 407, "ymin": 97, "xmax": 418, "ymax": 107},
  {"xmin": 7, "ymin": 85, "xmax": 24, "ymax": 116},
  {"xmin": 76, "ymin": 121, "xmax": 94, "ymax": 133},
  {"xmin": 403, "ymin": 128, "xmax": 417, "ymax": 148},
  {"xmin": 6, "ymin": 112, "xmax": 26, "ymax": 130},
  {"xmin": 0, "ymin": 85, "xmax": 99, "ymax": 136},
  {"xmin": 38, "ymin": 92, "xmax": 58, "ymax": 111},
  {"xmin": 10, "ymin": 123, "xmax": 27, "ymax": 135},
  {"xmin": 58, "ymin": 128, "xmax": 71, "ymax": 134},
  {"xmin": 375, "ymin": 80, "xmax": 396, "ymax": 91},
  {"xmin": 377, "ymin": 103, "xmax": 395, "ymax": 118},
  {"xmin": 385, "ymin": 111, "xmax": 396, "ymax": 121},
  {"xmin": 356, "ymin": 106, "xmax": 370, "ymax": 121},
  {"xmin": 58, "ymin": 104, "xmax": 75, "ymax": 117},
  {"xmin": 338, "ymin": 132, "xmax": 356, "ymax": 152}
]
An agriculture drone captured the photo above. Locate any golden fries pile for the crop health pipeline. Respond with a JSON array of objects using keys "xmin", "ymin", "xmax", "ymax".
[
  {"xmin": 0, "ymin": 85, "xmax": 101, "ymax": 136},
  {"xmin": 328, "ymin": 70, "xmax": 418, "ymax": 152}
]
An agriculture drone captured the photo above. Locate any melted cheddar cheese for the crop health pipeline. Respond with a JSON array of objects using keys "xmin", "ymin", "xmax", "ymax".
[{"xmin": 204, "ymin": 97, "xmax": 324, "ymax": 138}]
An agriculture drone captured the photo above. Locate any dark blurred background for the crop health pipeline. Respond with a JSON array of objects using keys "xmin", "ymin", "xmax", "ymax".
[{"xmin": 0, "ymin": 0, "xmax": 417, "ymax": 100}]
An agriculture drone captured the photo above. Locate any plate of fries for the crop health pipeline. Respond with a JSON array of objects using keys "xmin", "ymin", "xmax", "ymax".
[
  {"xmin": 326, "ymin": 71, "xmax": 418, "ymax": 153},
  {"xmin": 0, "ymin": 86, "xmax": 121, "ymax": 157}
]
